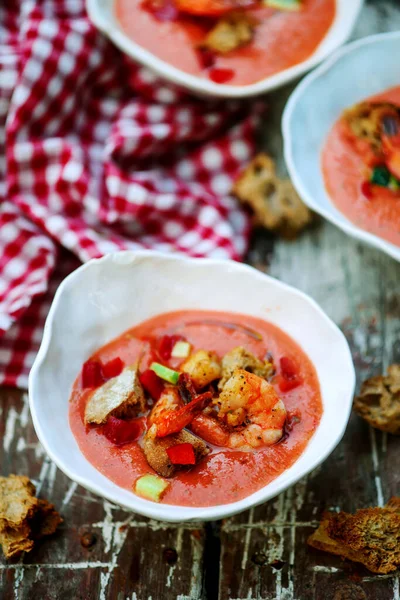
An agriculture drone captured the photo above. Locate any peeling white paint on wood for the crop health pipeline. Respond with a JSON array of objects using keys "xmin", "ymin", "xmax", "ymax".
[
  {"xmin": 241, "ymin": 507, "xmax": 254, "ymax": 570},
  {"xmin": 312, "ymin": 566, "xmax": 340, "ymax": 573},
  {"xmin": 4, "ymin": 407, "xmax": 18, "ymax": 452},
  {"xmin": 369, "ymin": 427, "xmax": 385, "ymax": 507},
  {"xmin": 393, "ymin": 576, "xmax": 400, "ymax": 600}
]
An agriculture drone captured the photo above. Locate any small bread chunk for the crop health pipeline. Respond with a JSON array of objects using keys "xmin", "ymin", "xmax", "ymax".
[
  {"xmin": 181, "ymin": 350, "xmax": 221, "ymax": 389},
  {"xmin": 342, "ymin": 101, "xmax": 400, "ymax": 153},
  {"xmin": 233, "ymin": 153, "xmax": 312, "ymax": 239},
  {"xmin": 308, "ymin": 498, "xmax": 400, "ymax": 574},
  {"xmin": 218, "ymin": 346, "xmax": 274, "ymax": 390},
  {"xmin": 0, "ymin": 475, "xmax": 62, "ymax": 559},
  {"xmin": 0, "ymin": 475, "xmax": 38, "ymax": 529},
  {"xmin": 143, "ymin": 427, "xmax": 209, "ymax": 478},
  {"xmin": 354, "ymin": 365, "xmax": 400, "ymax": 434},
  {"xmin": 84, "ymin": 364, "xmax": 145, "ymax": 425},
  {"xmin": 202, "ymin": 12, "xmax": 256, "ymax": 54}
]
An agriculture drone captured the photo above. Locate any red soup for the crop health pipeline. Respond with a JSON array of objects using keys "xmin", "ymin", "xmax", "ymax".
[
  {"xmin": 322, "ymin": 86, "xmax": 400, "ymax": 247},
  {"xmin": 69, "ymin": 310, "xmax": 322, "ymax": 507},
  {"xmin": 115, "ymin": 0, "xmax": 336, "ymax": 87}
]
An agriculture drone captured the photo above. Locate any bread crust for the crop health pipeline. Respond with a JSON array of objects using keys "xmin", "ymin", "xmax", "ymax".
[
  {"xmin": 354, "ymin": 364, "xmax": 400, "ymax": 434},
  {"xmin": 308, "ymin": 498, "xmax": 400, "ymax": 574},
  {"xmin": 233, "ymin": 153, "xmax": 312, "ymax": 239}
]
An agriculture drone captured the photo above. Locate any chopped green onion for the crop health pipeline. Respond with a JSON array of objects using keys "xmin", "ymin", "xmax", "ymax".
[
  {"xmin": 134, "ymin": 474, "xmax": 169, "ymax": 502},
  {"xmin": 389, "ymin": 175, "xmax": 400, "ymax": 192},
  {"xmin": 171, "ymin": 341, "xmax": 191, "ymax": 358},
  {"xmin": 264, "ymin": 0, "xmax": 302, "ymax": 10},
  {"xmin": 370, "ymin": 166, "xmax": 391, "ymax": 187},
  {"xmin": 150, "ymin": 362, "xmax": 180, "ymax": 384},
  {"xmin": 370, "ymin": 166, "xmax": 400, "ymax": 190}
]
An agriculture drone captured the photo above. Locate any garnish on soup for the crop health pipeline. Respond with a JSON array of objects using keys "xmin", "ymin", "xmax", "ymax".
[
  {"xmin": 322, "ymin": 87, "xmax": 400, "ymax": 247},
  {"xmin": 117, "ymin": 0, "xmax": 335, "ymax": 86},
  {"xmin": 69, "ymin": 310, "xmax": 322, "ymax": 506}
]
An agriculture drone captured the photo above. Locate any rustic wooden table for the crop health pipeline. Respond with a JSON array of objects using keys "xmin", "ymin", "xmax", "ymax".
[{"xmin": 1, "ymin": 1, "xmax": 400, "ymax": 598}]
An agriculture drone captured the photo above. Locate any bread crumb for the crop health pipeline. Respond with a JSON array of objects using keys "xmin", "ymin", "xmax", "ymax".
[
  {"xmin": 202, "ymin": 12, "xmax": 257, "ymax": 54},
  {"xmin": 233, "ymin": 153, "xmax": 312, "ymax": 239},
  {"xmin": 308, "ymin": 497, "xmax": 400, "ymax": 574},
  {"xmin": 0, "ymin": 475, "xmax": 62, "ymax": 559},
  {"xmin": 354, "ymin": 365, "xmax": 400, "ymax": 434}
]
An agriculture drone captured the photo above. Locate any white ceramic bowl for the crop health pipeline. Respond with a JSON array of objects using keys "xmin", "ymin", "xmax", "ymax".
[
  {"xmin": 29, "ymin": 251, "xmax": 355, "ymax": 522},
  {"xmin": 283, "ymin": 32, "xmax": 400, "ymax": 263},
  {"xmin": 86, "ymin": 0, "xmax": 363, "ymax": 98}
]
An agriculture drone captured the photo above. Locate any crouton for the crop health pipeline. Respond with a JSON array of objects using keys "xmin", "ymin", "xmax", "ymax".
[
  {"xmin": 84, "ymin": 364, "xmax": 145, "ymax": 425},
  {"xmin": 0, "ymin": 475, "xmax": 62, "ymax": 559},
  {"xmin": 353, "ymin": 364, "xmax": 400, "ymax": 434},
  {"xmin": 143, "ymin": 427, "xmax": 209, "ymax": 478},
  {"xmin": 342, "ymin": 101, "xmax": 400, "ymax": 153},
  {"xmin": 233, "ymin": 153, "xmax": 312, "ymax": 239},
  {"xmin": 181, "ymin": 350, "xmax": 221, "ymax": 389},
  {"xmin": 218, "ymin": 346, "xmax": 274, "ymax": 390},
  {"xmin": 308, "ymin": 498, "xmax": 400, "ymax": 574},
  {"xmin": 202, "ymin": 12, "xmax": 257, "ymax": 54},
  {"xmin": 0, "ymin": 475, "xmax": 37, "ymax": 529}
]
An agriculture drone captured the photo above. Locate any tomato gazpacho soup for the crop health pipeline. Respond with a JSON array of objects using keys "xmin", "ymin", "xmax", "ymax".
[
  {"xmin": 115, "ymin": 0, "xmax": 336, "ymax": 86},
  {"xmin": 322, "ymin": 87, "xmax": 400, "ymax": 247},
  {"xmin": 69, "ymin": 310, "xmax": 322, "ymax": 506}
]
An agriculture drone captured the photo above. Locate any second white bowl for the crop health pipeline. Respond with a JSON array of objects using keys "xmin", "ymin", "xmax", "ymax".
[
  {"xmin": 283, "ymin": 32, "xmax": 400, "ymax": 263},
  {"xmin": 87, "ymin": 0, "xmax": 363, "ymax": 98}
]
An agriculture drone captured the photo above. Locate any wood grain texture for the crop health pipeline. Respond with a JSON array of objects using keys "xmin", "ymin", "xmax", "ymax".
[{"xmin": 1, "ymin": 0, "xmax": 400, "ymax": 598}]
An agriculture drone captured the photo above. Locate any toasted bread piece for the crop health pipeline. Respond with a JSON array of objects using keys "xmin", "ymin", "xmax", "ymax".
[
  {"xmin": 202, "ymin": 12, "xmax": 256, "ymax": 54},
  {"xmin": 143, "ymin": 427, "xmax": 209, "ymax": 478},
  {"xmin": 85, "ymin": 364, "xmax": 145, "ymax": 425},
  {"xmin": 218, "ymin": 346, "xmax": 274, "ymax": 390},
  {"xmin": 0, "ymin": 523, "xmax": 35, "ymax": 559},
  {"xmin": 181, "ymin": 350, "xmax": 221, "ymax": 390},
  {"xmin": 31, "ymin": 499, "xmax": 63, "ymax": 539},
  {"xmin": 308, "ymin": 498, "xmax": 400, "ymax": 574},
  {"xmin": 0, "ymin": 475, "xmax": 38, "ymax": 529},
  {"xmin": 354, "ymin": 364, "xmax": 400, "ymax": 434},
  {"xmin": 0, "ymin": 475, "xmax": 62, "ymax": 559},
  {"xmin": 233, "ymin": 153, "xmax": 312, "ymax": 239},
  {"xmin": 342, "ymin": 101, "xmax": 400, "ymax": 153}
]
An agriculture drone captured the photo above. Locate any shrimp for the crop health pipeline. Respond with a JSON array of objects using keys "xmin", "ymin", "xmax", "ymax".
[
  {"xmin": 175, "ymin": 0, "xmax": 256, "ymax": 17},
  {"xmin": 148, "ymin": 386, "xmax": 182, "ymax": 427},
  {"xmin": 191, "ymin": 369, "xmax": 286, "ymax": 449},
  {"xmin": 149, "ymin": 385, "xmax": 213, "ymax": 438}
]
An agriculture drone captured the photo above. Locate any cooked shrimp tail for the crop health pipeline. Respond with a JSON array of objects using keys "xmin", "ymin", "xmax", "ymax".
[{"xmin": 155, "ymin": 391, "xmax": 213, "ymax": 438}]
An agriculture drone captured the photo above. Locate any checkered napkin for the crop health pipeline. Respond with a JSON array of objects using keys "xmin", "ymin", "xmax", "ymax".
[{"xmin": 0, "ymin": 0, "xmax": 262, "ymax": 388}]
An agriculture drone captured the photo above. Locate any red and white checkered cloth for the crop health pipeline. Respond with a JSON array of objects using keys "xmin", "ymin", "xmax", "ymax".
[{"xmin": 0, "ymin": 0, "xmax": 262, "ymax": 388}]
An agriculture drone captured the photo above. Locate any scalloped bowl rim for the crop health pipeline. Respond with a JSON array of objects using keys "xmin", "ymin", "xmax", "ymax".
[
  {"xmin": 283, "ymin": 32, "xmax": 400, "ymax": 263},
  {"xmin": 29, "ymin": 251, "xmax": 355, "ymax": 522},
  {"xmin": 86, "ymin": 0, "xmax": 363, "ymax": 98}
]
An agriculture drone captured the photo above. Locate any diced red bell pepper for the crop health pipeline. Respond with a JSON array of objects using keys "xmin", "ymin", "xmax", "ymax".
[
  {"xmin": 277, "ymin": 357, "xmax": 302, "ymax": 392},
  {"xmin": 82, "ymin": 360, "xmax": 104, "ymax": 389},
  {"xmin": 209, "ymin": 68, "xmax": 235, "ymax": 84},
  {"xmin": 140, "ymin": 369, "xmax": 164, "ymax": 400},
  {"xmin": 166, "ymin": 443, "xmax": 196, "ymax": 465},
  {"xmin": 158, "ymin": 335, "xmax": 184, "ymax": 361},
  {"xmin": 280, "ymin": 356, "xmax": 298, "ymax": 380},
  {"xmin": 102, "ymin": 357, "xmax": 124, "ymax": 380},
  {"xmin": 361, "ymin": 181, "xmax": 373, "ymax": 199},
  {"xmin": 142, "ymin": 0, "xmax": 179, "ymax": 21},
  {"xmin": 278, "ymin": 376, "xmax": 301, "ymax": 393},
  {"xmin": 102, "ymin": 416, "xmax": 145, "ymax": 446}
]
